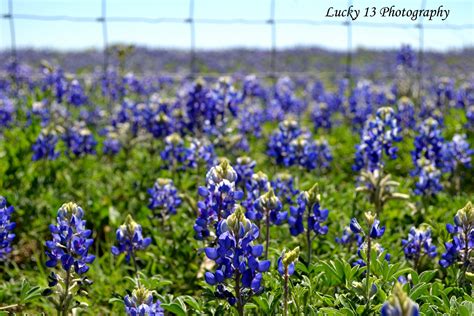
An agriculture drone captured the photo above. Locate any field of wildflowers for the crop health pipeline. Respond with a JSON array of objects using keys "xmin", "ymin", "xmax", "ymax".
[{"xmin": 0, "ymin": 46, "xmax": 473, "ymax": 315}]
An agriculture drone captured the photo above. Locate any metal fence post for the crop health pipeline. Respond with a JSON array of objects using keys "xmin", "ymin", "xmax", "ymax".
[
  {"xmin": 269, "ymin": 0, "xmax": 276, "ymax": 82},
  {"xmin": 100, "ymin": 0, "xmax": 109, "ymax": 75},
  {"xmin": 418, "ymin": 0, "xmax": 427, "ymax": 105},
  {"xmin": 345, "ymin": 0, "xmax": 353, "ymax": 86},
  {"xmin": 188, "ymin": 0, "xmax": 196, "ymax": 78}
]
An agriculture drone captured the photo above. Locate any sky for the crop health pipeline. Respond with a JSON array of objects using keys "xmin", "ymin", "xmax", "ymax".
[{"xmin": 1, "ymin": 0, "xmax": 473, "ymax": 52}]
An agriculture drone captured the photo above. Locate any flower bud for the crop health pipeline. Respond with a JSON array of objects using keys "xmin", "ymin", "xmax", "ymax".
[{"xmin": 282, "ymin": 246, "xmax": 300, "ymax": 267}]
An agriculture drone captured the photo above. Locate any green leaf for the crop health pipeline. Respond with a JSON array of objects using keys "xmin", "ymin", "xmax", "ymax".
[
  {"xmin": 162, "ymin": 303, "xmax": 186, "ymax": 316},
  {"xmin": 419, "ymin": 270, "xmax": 437, "ymax": 283},
  {"xmin": 410, "ymin": 283, "xmax": 431, "ymax": 300}
]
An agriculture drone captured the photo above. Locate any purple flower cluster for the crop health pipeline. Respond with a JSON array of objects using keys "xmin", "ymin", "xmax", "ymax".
[
  {"xmin": 268, "ymin": 119, "xmax": 332, "ymax": 171},
  {"xmin": 335, "ymin": 225, "xmax": 363, "ymax": 247},
  {"xmin": 234, "ymin": 156, "xmax": 256, "ymax": 188},
  {"xmin": 147, "ymin": 178, "xmax": 182, "ymax": 219},
  {"xmin": 402, "ymin": 227, "xmax": 437, "ymax": 266},
  {"xmin": 288, "ymin": 187, "xmax": 329, "ymax": 237},
  {"xmin": 32, "ymin": 131, "xmax": 60, "ymax": 161},
  {"xmin": 45, "ymin": 202, "xmax": 95, "ymax": 274},
  {"xmin": 311, "ymin": 102, "xmax": 332, "ymax": 131},
  {"xmin": 111, "ymin": 215, "xmax": 152, "ymax": 263},
  {"xmin": 442, "ymin": 134, "xmax": 473, "ymax": 173},
  {"xmin": 353, "ymin": 107, "xmax": 402, "ymax": 172},
  {"xmin": 160, "ymin": 133, "xmax": 196, "ymax": 171},
  {"xmin": 350, "ymin": 215, "xmax": 390, "ymax": 267},
  {"xmin": 396, "ymin": 44, "xmax": 416, "ymax": 69},
  {"xmin": 194, "ymin": 160, "xmax": 244, "ymax": 240},
  {"xmin": 62, "ymin": 125, "xmax": 98, "ymax": 157},
  {"xmin": 271, "ymin": 173, "xmax": 299, "ymax": 206},
  {"xmin": 396, "ymin": 97, "xmax": 416, "ymax": 130},
  {"xmin": 0, "ymin": 96, "xmax": 14, "ymax": 128},
  {"xmin": 204, "ymin": 207, "xmax": 270, "ymax": 305},
  {"xmin": 439, "ymin": 202, "xmax": 473, "ymax": 269},
  {"xmin": 124, "ymin": 286, "xmax": 164, "ymax": 316},
  {"xmin": 0, "ymin": 196, "xmax": 15, "ymax": 260},
  {"xmin": 411, "ymin": 118, "xmax": 445, "ymax": 196}
]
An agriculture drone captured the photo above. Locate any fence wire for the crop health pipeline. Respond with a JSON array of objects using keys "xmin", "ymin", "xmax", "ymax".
[{"xmin": 2, "ymin": 0, "xmax": 474, "ymax": 83}]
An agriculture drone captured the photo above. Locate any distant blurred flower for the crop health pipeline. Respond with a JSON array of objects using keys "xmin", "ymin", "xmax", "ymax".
[
  {"xmin": 147, "ymin": 178, "xmax": 182, "ymax": 220},
  {"xmin": 0, "ymin": 196, "xmax": 15, "ymax": 261},
  {"xmin": 32, "ymin": 131, "xmax": 60, "ymax": 161}
]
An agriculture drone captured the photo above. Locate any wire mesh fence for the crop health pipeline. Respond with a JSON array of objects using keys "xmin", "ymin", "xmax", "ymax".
[{"xmin": 2, "ymin": 0, "xmax": 474, "ymax": 82}]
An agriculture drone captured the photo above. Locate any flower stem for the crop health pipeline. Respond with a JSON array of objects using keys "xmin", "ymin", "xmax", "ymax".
[
  {"xmin": 283, "ymin": 267, "xmax": 289, "ymax": 316},
  {"xmin": 264, "ymin": 209, "xmax": 270, "ymax": 260},
  {"xmin": 131, "ymin": 251, "xmax": 141, "ymax": 286},
  {"xmin": 365, "ymin": 236, "xmax": 372, "ymax": 311},
  {"xmin": 235, "ymin": 271, "xmax": 244, "ymax": 316}
]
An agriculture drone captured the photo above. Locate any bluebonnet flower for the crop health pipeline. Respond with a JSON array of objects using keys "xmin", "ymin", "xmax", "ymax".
[
  {"xmin": 160, "ymin": 133, "xmax": 196, "ymax": 171},
  {"xmin": 0, "ymin": 196, "xmax": 15, "ymax": 260},
  {"xmin": 29, "ymin": 101, "xmax": 51, "ymax": 127},
  {"xmin": 32, "ymin": 131, "xmax": 60, "ymax": 161},
  {"xmin": 350, "ymin": 212, "xmax": 389, "ymax": 267},
  {"xmin": 381, "ymin": 282, "xmax": 419, "ymax": 316},
  {"xmin": 288, "ymin": 184, "xmax": 329, "ymax": 238},
  {"xmin": 439, "ymin": 202, "xmax": 474, "ymax": 270},
  {"xmin": 349, "ymin": 82, "xmax": 373, "ymax": 130},
  {"xmin": 242, "ymin": 74, "xmax": 267, "ymax": 101},
  {"xmin": 456, "ymin": 82, "xmax": 474, "ymax": 109},
  {"xmin": 335, "ymin": 225, "xmax": 363, "ymax": 247},
  {"xmin": 45, "ymin": 202, "xmax": 95, "ymax": 274},
  {"xmin": 396, "ymin": 45, "xmax": 416, "ymax": 69},
  {"xmin": 434, "ymin": 77, "xmax": 456, "ymax": 108},
  {"xmin": 204, "ymin": 206, "xmax": 270, "ymax": 309},
  {"xmin": 112, "ymin": 215, "xmax": 151, "ymax": 263},
  {"xmin": 413, "ymin": 157, "xmax": 443, "ymax": 197},
  {"xmin": 234, "ymin": 156, "xmax": 256, "ymax": 188},
  {"xmin": 67, "ymin": 79, "xmax": 87, "ymax": 107},
  {"xmin": 190, "ymin": 138, "xmax": 217, "ymax": 169},
  {"xmin": 254, "ymin": 189, "xmax": 286, "ymax": 258},
  {"xmin": 268, "ymin": 119, "xmax": 332, "ymax": 171},
  {"xmin": 353, "ymin": 241, "xmax": 391, "ymax": 267},
  {"xmin": 442, "ymin": 134, "xmax": 473, "ymax": 173},
  {"xmin": 147, "ymin": 178, "xmax": 182, "ymax": 220},
  {"xmin": 271, "ymin": 173, "xmax": 299, "ymax": 206},
  {"xmin": 238, "ymin": 106, "xmax": 265, "ymax": 138},
  {"xmin": 396, "ymin": 97, "xmax": 416, "ymax": 130},
  {"xmin": 194, "ymin": 160, "xmax": 244, "ymax": 240},
  {"xmin": 243, "ymin": 171, "xmax": 270, "ymax": 221},
  {"xmin": 311, "ymin": 102, "xmax": 332, "ymax": 131},
  {"xmin": 43, "ymin": 203, "xmax": 95, "ymax": 314},
  {"xmin": 467, "ymin": 105, "xmax": 474, "ymax": 130},
  {"xmin": 288, "ymin": 184, "xmax": 329, "ymax": 264},
  {"xmin": 412, "ymin": 118, "xmax": 445, "ymax": 170},
  {"xmin": 411, "ymin": 118, "xmax": 446, "ymax": 196},
  {"xmin": 287, "ymin": 135, "xmax": 326, "ymax": 171},
  {"xmin": 41, "ymin": 65, "xmax": 68, "ymax": 104},
  {"xmin": 267, "ymin": 119, "xmax": 302, "ymax": 166},
  {"xmin": 124, "ymin": 286, "xmax": 164, "ymax": 316},
  {"xmin": 402, "ymin": 226, "xmax": 437, "ymax": 268},
  {"xmin": 0, "ymin": 96, "xmax": 14, "ymax": 128},
  {"xmin": 63, "ymin": 125, "xmax": 98, "ymax": 157},
  {"xmin": 103, "ymin": 133, "xmax": 122, "ymax": 156},
  {"xmin": 146, "ymin": 112, "xmax": 173, "ymax": 139},
  {"xmin": 353, "ymin": 107, "xmax": 402, "ymax": 172},
  {"xmin": 273, "ymin": 77, "xmax": 306, "ymax": 115},
  {"xmin": 277, "ymin": 247, "xmax": 299, "ymax": 277}
]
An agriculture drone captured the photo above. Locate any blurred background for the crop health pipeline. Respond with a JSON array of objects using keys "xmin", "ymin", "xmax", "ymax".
[{"xmin": 1, "ymin": 0, "xmax": 473, "ymax": 76}]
